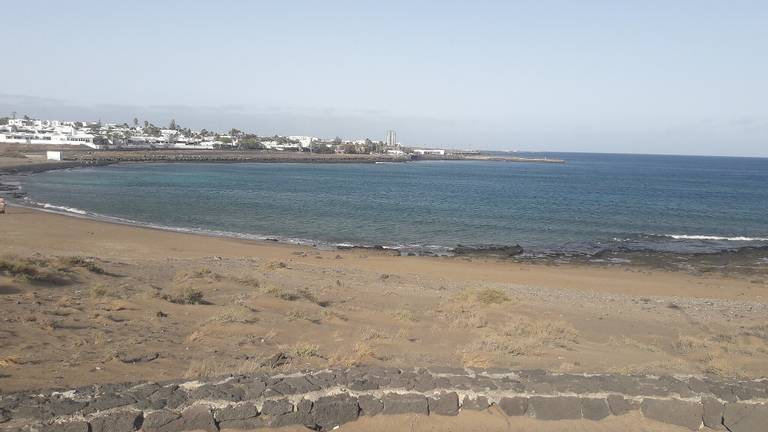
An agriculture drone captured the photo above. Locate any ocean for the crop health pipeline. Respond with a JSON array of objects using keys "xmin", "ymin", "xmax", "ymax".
[{"xmin": 12, "ymin": 153, "xmax": 768, "ymax": 257}]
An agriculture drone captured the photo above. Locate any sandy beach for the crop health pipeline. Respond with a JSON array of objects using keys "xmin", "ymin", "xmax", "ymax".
[{"xmin": 1, "ymin": 205, "xmax": 766, "ymax": 396}]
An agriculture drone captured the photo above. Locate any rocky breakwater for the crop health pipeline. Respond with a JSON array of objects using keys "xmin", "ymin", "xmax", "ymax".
[
  {"xmin": 65, "ymin": 151, "xmax": 410, "ymax": 164},
  {"xmin": 1, "ymin": 366, "xmax": 766, "ymax": 431}
]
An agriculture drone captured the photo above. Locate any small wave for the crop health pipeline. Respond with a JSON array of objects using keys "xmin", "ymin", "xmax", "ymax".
[
  {"xmin": 666, "ymin": 234, "xmax": 768, "ymax": 241},
  {"xmin": 37, "ymin": 202, "xmax": 88, "ymax": 215}
]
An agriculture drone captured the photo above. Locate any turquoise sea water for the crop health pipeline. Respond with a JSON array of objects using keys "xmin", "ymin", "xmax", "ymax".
[{"xmin": 15, "ymin": 153, "xmax": 768, "ymax": 256}]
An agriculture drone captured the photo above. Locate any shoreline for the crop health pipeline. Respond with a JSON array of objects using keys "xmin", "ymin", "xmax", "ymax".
[
  {"xmin": 5, "ymin": 198, "xmax": 768, "ymax": 278},
  {"xmin": 1, "ymin": 204, "xmax": 767, "ymax": 394},
  {"xmin": 2, "ymin": 205, "xmax": 766, "ymax": 300}
]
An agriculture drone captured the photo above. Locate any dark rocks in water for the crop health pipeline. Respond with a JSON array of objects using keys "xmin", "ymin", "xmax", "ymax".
[
  {"xmin": 453, "ymin": 244, "xmax": 524, "ymax": 258},
  {"xmin": 336, "ymin": 245, "xmax": 401, "ymax": 256}
]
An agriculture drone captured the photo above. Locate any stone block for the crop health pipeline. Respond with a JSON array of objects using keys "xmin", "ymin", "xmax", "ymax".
[
  {"xmin": 270, "ymin": 399, "xmax": 313, "ymax": 428},
  {"xmin": 153, "ymin": 405, "xmax": 217, "ymax": 432},
  {"xmin": 529, "ymin": 396, "xmax": 582, "ymax": 420},
  {"xmin": 461, "ymin": 395, "xmax": 490, "ymax": 411},
  {"xmin": 215, "ymin": 403, "xmax": 259, "ymax": 422},
  {"xmin": 262, "ymin": 398, "xmax": 294, "ymax": 416},
  {"xmin": 498, "ymin": 397, "xmax": 528, "ymax": 416},
  {"xmin": 141, "ymin": 410, "xmax": 180, "ymax": 431},
  {"xmin": 428, "ymin": 392, "xmax": 459, "ymax": 416},
  {"xmin": 83, "ymin": 393, "xmax": 136, "ymax": 414},
  {"xmin": 358, "ymin": 395, "xmax": 383, "ymax": 416},
  {"xmin": 311, "ymin": 394, "xmax": 359, "ymax": 430},
  {"xmin": 641, "ymin": 398, "xmax": 702, "ymax": 431},
  {"xmin": 41, "ymin": 421, "xmax": 90, "ymax": 432},
  {"xmin": 382, "ymin": 393, "xmax": 428, "ymax": 415},
  {"xmin": 723, "ymin": 402, "xmax": 768, "ymax": 432},
  {"xmin": 702, "ymin": 397, "xmax": 724, "ymax": 430},
  {"xmin": 607, "ymin": 394, "xmax": 634, "ymax": 416},
  {"xmin": 580, "ymin": 398, "xmax": 610, "ymax": 420},
  {"xmin": 89, "ymin": 410, "xmax": 143, "ymax": 432}
]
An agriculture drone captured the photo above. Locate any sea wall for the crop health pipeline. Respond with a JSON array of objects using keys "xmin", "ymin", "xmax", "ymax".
[{"xmin": 1, "ymin": 366, "xmax": 766, "ymax": 431}]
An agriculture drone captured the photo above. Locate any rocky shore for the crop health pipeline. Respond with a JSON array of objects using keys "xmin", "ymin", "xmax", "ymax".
[
  {"xmin": 61, "ymin": 151, "xmax": 411, "ymax": 164},
  {"xmin": 1, "ymin": 366, "xmax": 766, "ymax": 431}
]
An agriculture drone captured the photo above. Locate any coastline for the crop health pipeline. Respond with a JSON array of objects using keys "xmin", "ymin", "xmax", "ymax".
[
  {"xmin": 5, "ymin": 195, "xmax": 768, "ymax": 278},
  {"xmin": 1, "ymin": 205, "xmax": 767, "ymax": 394}
]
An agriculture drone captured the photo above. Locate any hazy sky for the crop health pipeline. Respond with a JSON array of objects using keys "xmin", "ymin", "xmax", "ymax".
[{"xmin": 1, "ymin": 1, "xmax": 767, "ymax": 156}]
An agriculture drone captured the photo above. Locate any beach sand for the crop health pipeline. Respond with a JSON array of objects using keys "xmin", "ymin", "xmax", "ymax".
[{"xmin": 1, "ymin": 206, "xmax": 767, "ymax": 394}]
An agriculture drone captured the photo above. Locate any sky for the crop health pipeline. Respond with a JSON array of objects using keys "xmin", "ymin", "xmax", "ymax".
[{"xmin": 1, "ymin": 0, "xmax": 767, "ymax": 156}]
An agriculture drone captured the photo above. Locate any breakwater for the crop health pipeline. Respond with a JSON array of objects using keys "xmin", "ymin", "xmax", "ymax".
[
  {"xmin": 62, "ymin": 151, "xmax": 411, "ymax": 164},
  {"xmin": 2, "ymin": 366, "xmax": 766, "ymax": 431}
]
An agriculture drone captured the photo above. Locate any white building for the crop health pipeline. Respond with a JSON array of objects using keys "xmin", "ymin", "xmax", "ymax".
[
  {"xmin": 287, "ymin": 136, "xmax": 318, "ymax": 147},
  {"xmin": 412, "ymin": 149, "xmax": 445, "ymax": 155},
  {"xmin": 0, "ymin": 131, "xmax": 99, "ymax": 148}
]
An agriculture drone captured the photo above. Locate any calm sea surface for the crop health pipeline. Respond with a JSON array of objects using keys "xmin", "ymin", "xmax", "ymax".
[{"xmin": 16, "ymin": 153, "xmax": 768, "ymax": 255}]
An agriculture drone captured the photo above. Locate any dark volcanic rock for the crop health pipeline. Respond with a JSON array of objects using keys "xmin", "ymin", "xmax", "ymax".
[
  {"xmin": 311, "ymin": 394, "xmax": 359, "ymax": 430},
  {"xmin": 188, "ymin": 383, "xmax": 245, "ymax": 402},
  {"xmin": 453, "ymin": 244, "xmax": 524, "ymax": 257},
  {"xmin": 382, "ymin": 393, "xmax": 428, "ymax": 415},
  {"xmin": 701, "ymin": 397, "xmax": 724, "ymax": 430},
  {"xmin": 529, "ymin": 396, "xmax": 581, "ymax": 420},
  {"xmin": 262, "ymin": 399, "xmax": 294, "ymax": 416},
  {"xmin": 42, "ymin": 421, "xmax": 90, "ymax": 432},
  {"xmin": 83, "ymin": 392, "xmax": 136, "ymax": 414},
  {"xmin": 89, "ymin": 410, "xmax": 143, "ymax": 432},
  {"xmin": 607, "ymin": 394, "xmax": 634, "ymax": 416},
  {"xmin": 428, "ymin": 392, "xmax": 459, "ymax": 416},
  {"xmin": 498, "ymin": 397, "xmax": 528, "ymax": 416},
  {"xmin": 271, "ymin": 399, "xmax": 313, "ymax": 428},
  {"xmin": 461, "ymin": 395, "xmax": 490, "ymax": 411},
  {"xmin": 723, "ymin": 402, "xmax": 768, "ymax": 432},
  {"xmin": 580, "ymin": 398, "xmax": 611, "ymax": 420},
  {"xmin": 48, "ymin": 398, "xmax": 87, "ymax": 416},
  {"xmin": 358, "ymin": 395, "xmax": 383, "ymax": 416},
  {"xmin": 141, "ymin": 410, "xmax": 180, "ymax": 431},
  {"xmin": 215, "ymin": 403, "xmax": 259, "ymax": 422},
  {"xmin": 641, "ymin": 398, "xmax": 702, "ymax": 431},
  {"xmin": 159, "ymin": 405, "xmax": 218, "ymax": 432}
]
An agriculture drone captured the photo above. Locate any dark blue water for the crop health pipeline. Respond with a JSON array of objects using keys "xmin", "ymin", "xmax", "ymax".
[{"xmin": 16, "ymin": 153, "xmax": 768, "ymax": 255}]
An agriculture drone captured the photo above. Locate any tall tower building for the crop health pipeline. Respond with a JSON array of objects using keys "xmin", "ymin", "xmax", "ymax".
[{"xmin": 386, "ymin": 130, "xmax": 397, "ymax": 148}]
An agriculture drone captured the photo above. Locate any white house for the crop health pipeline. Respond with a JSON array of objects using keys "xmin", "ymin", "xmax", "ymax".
[{"xmin": 412, "ymin": 149, "xmax": 446, "ymax": 155}]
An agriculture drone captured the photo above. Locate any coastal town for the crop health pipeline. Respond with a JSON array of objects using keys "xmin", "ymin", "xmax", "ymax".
[{"xmin": 0, "ymin": 114, "xmax": 450, "ymax": 156}]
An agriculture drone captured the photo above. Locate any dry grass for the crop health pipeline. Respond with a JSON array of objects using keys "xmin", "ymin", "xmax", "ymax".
[
  {"xmin": 184, "ymin": 358, "xmax": 266, "ymax": 379},
  {"xmin": 233, "ymin": 275, "xmax": 261, "ymax": 289},
  {"xmin": 332, "ymin": 341, "xmax": 375, "ymax": 367},
  {"xmin": 206, "ymin": 306, "xmax": 257, "ymax": 324},
  {"xmin": 56, "ymin": 256, "xmax": 106, "ymax": 274},
  {"xmin": 89, "ymin": 284, "xmax": 110, "ymax": 298},
  {"xmin": 265, "ymin": 261, "xmax": 288, "ymax": 271},
  {"xmin": 262, "ymin": 285, "xmax": 327, "ymax": 306},
  {"xmin": 461, "ymin": 316, "xmax": 580, "ymax": 358},
  {"xmin": 674, "ymin": 335, "xmax": 707, "ymax": 355},
  {"xmin": 474, "ymin": 288, "xmax": 511, "ymax": 305},
  {"xmin": 291, "ymin": 342, "xmax": 320, "ymax": 359},
  {"xmin": 162, "ymin": 286, "xmax": 205, "ymax": 305},
  {"xmin": 435, "ymin": 304, "xmax": 488, "ymax": 329},
  {"xmin": 452, "ymin": 287, "xmax": 511, "ymax": 305},
  {"xmin": 501, "ymin": 316, "xmax": 579, "ymax": 346},
  {"xmin": 286, "ymin": 309, "xmax": 314, "ymax": 321},
  {"xmin": 360, "ymin": 327, "xmax": 388, "ymax": 341},
  {"xmin": 0, "ymin": 255, "xmax": 70, "ymax": 284},
  {"xmin": 608, "ymin": 336, "xmax": 660, "ymax": 353},
  {"xmin": 389, "ymin": 309, "xmax": 417, "ymax": 322}
]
